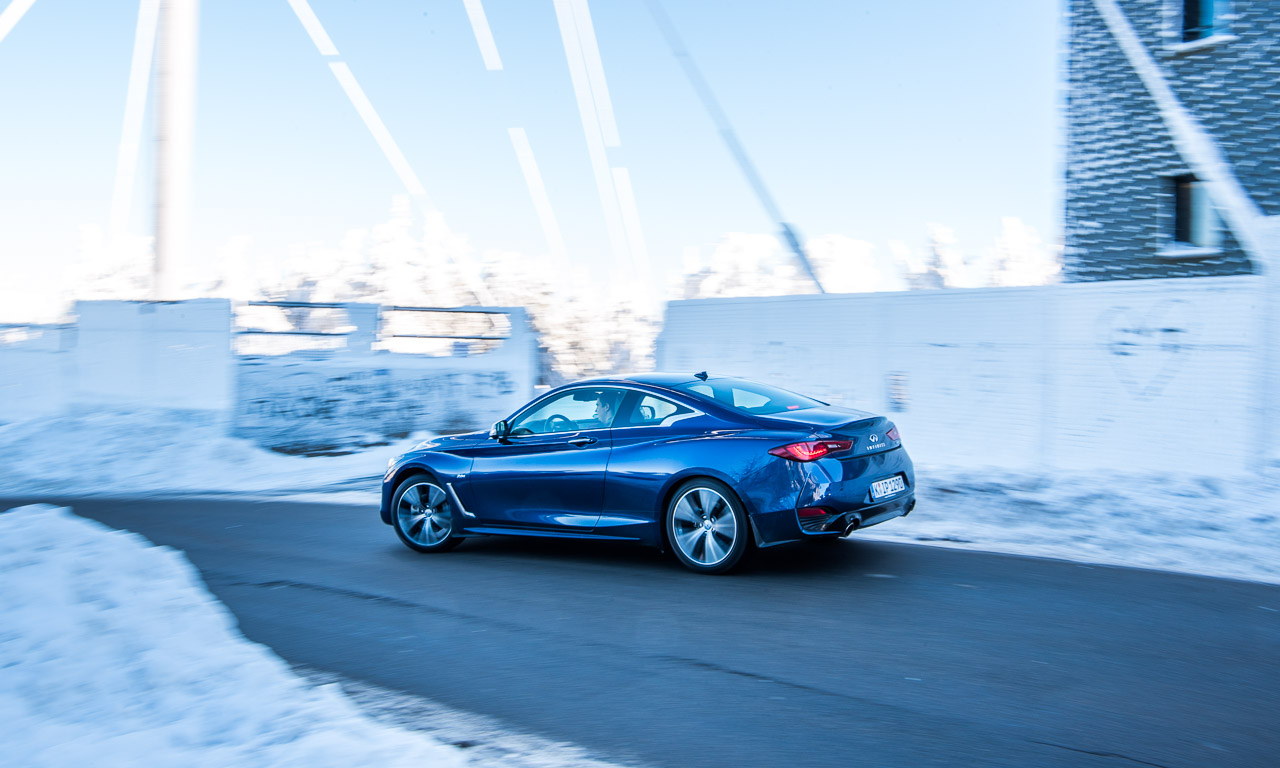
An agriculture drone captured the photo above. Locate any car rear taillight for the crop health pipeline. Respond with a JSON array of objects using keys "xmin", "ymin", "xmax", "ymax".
[
  {"xmin": 797, "ymin": 507, "xmax": 829, "ymax": 517},
  {"xmin": 768, "ymin": 440, "xmax": 853, "ymax": 462},
  {"xmin": 886, "ymin": 426, "xmax": 900, "ymax": 441}
]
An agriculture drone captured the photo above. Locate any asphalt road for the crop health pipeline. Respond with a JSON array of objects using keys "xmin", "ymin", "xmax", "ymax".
[{"xmin": 12, "ymin": 496, "xmax": 1279, "ymax": 768}]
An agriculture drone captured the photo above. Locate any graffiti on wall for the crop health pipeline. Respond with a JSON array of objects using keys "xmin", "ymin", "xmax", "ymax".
[
  {"xmin": 1098, "ymin": 299, "xmax": 1193, "ymax": 401},
  {"xmin": 235, "ymin": 364, "xmax": 520, "ymax": 454},
  {"xmin": 886, "ymin": 371, "xmax": 909, "ymax": 412}
]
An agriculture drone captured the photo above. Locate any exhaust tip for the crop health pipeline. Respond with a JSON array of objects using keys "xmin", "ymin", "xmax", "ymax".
[{"xmin": 842, "ymin": 516, "xmax": 861, "ymax": 536}]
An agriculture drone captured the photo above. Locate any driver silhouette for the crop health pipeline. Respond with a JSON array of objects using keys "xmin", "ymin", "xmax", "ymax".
[{"xmin": 589, "ymin": 392, "xmax": 619, "ymax": 429}]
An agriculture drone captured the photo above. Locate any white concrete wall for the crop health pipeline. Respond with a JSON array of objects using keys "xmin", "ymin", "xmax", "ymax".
[
  {"xmin": 0, "ymin": 301, "xmax": 234, "ymax": 423},
  {"xmin": 0, "ymin": 302, "xmax": 539, "ymax": 455},
  {"xmin": 658, "ymin": 276, "xmax": 1264, "ymax": 475},
  {"xmin": 74, "ymin": 300, "xmax": 235, "ymax": 413},
  {"xmin": 0, "ymin": 327, "xmax": 75, "ymax": 424}
]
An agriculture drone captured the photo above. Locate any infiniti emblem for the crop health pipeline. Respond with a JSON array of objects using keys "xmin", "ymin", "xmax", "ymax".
[{"xmin": 869, "ymin": 434, "xmax": 880, "ymax": 443}]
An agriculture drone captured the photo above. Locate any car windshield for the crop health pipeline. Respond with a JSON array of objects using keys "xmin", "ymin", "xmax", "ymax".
[{"xmin": 673, "ymin": 378, "xmax": 824, "ymax": 415}]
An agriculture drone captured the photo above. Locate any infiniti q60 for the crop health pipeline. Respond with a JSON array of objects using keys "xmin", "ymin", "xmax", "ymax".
[{"xmin": 380, "ymin": 373, "xmax": 915, "ymax": 574}]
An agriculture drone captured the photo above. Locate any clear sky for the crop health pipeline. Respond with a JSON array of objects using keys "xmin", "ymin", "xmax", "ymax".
[{"xmin": 0, "ymin": 0, "xmax": 1061, "ymax": 311}]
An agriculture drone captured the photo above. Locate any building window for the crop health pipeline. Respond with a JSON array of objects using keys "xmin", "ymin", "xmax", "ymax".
[
  {"xmin": 1171, "ymin": 175, "xmax": 1221, "ymax": 249},
  {"xmin": 1182, "ymin": 0, "xmax": 1218, "ymax": 42}
]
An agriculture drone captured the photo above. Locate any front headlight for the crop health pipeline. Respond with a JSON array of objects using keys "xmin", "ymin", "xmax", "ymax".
[{"xmin": 387, "ymin": 455, "xmax": 398, "ymax": 470}]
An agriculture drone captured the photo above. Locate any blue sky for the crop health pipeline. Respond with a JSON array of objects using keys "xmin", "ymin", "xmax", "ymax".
[{"xmin": 0, "ymin": 0, "xmax": 1061, "ymax": 301}]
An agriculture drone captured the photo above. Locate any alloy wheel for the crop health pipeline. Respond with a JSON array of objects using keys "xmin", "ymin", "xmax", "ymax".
[
  {"xmin": 396, "ymin": 481, "xmax": 453, "ymax": 547},
  {"xmin": 671, "ymin": 486, "xmax": 738, "ymax": 566}
]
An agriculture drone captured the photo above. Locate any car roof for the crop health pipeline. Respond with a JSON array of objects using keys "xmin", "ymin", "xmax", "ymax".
[{"xmin": 574, "ymin": 372, "xmax": 711, "ymax": 388}]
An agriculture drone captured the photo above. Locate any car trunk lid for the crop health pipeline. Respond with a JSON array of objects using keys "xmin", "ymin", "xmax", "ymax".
[
  {"xmin": 751, "ymin": 404, "xmax": 877, "ymax": 430},
  {"xmin": 754, "ymin": 406, "xmax": 901, "ymax": 456}
]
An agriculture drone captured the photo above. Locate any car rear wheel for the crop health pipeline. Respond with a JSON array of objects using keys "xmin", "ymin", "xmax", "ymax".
[
  {"xmin": 392, "ymin": 474, "xmax": 460, "ymax": 553},
  {"xmin": 666, "ymin": 479, "xmax": 749, "ymax": 574}
]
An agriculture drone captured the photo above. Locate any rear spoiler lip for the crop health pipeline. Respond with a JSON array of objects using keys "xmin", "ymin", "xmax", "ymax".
[
  {"xmin": 823, "ymin": 417, "xmax": 889, "ymax": 440},
  {"xmin": 751, "ymin": 413, "xmax": 889, "ymax": 435}
]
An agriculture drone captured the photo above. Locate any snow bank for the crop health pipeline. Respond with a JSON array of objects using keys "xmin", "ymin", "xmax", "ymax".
[
  {"xmin": 0, "ymin": 505, "xmax": 467, "ymax": 768},
  {"xmin": 0, "ymin": 408, "xmax": 422, "ymax": 496},
  {"xmin": 862, "ymin": 464, "xmax": 1280, "ymax": 585}
]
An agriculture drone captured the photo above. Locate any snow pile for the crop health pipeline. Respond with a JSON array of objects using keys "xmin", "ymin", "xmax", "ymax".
[
  {"xmin": 0, "ymin": 408, "xmax": 421, "ymax": 497},
  {"xmin": 0, "ymin": 504, "xmax": 467, "ymax": 768},
  {"xmin": 863, "ymin": 464, "xmax": 1280, "ymax": 584}
]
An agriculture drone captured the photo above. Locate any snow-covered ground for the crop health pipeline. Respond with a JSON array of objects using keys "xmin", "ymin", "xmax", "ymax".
[
  {"xmin": 859, "ymin": 464, "xmax": 1280, "ymax": 585},
  {"xmin": 0, "ymin": 408, "xmax": 415, "ymax": 497},
  {"xmin": 0, "ymin": 504, "xmax": 469, "ymax": 768},
  {"xmin": 0, "ymin": 409, "xmax": 1277, "ymax": 584},
  {"xmin": 0, "ymin": 505, "xmax": 627, "ymax": 768}
]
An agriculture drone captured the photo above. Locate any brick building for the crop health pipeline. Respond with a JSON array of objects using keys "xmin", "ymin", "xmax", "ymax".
[{"xmin": 1064, "ymin": 0, "xmax": 1280, "ymax": 280}]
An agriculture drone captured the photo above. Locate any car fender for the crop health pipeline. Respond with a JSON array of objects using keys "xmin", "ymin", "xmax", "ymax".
[
  {"xmin": 655, "ymin": 466, "xmax": 746, "ymax": 513},
  {"xmin": 652, "ymin": 449, "xmax": 803, "ymax": 524},
  {"xmin": 380, "ymin": 452, "xmax": 474, "ymax": 525}
]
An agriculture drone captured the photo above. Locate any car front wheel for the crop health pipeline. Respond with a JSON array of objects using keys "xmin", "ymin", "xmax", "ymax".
[
  {"xmin": 392, "ymin": 474, "xmax": 460, "ymax": 553},
  {"xmin": 666, "ymin": 478, "xmax": 749, "ymax": 574}
]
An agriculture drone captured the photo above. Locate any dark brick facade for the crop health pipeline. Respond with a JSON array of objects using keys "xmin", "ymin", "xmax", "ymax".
[{"xmin": 1065, "ymin": 0, "xmax": 1280, "ymax": 280}]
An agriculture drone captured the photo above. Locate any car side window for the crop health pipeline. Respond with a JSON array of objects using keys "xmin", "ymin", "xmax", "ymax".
[
  {"xmin": 508, "ymin": 388, "xmax": 625, "ymax": 436},
  {"xmin": 621, "ymin": 394, "xmax": 695, "ymax": 427}
]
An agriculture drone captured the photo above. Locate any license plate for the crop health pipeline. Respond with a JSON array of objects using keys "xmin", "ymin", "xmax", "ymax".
[{"xmin": 870, "ymin": 475, "xmax": 906, "ymax": 500}]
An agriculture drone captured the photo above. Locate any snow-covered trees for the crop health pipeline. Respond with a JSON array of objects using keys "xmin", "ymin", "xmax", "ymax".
[{"xmin": 677, "ymin": 217, "xmax": 1061, "ymax": 300}]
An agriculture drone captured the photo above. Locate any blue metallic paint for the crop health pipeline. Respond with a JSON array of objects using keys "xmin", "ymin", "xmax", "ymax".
[
  {"xmin": 456, "ymin": 427, "xmax": 613, "ymax": 530},
  {"xmin": 380, "ymin": 376, "xmax": 916, "ymax": 554}
]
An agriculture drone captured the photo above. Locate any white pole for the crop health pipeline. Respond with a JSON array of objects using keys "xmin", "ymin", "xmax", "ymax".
[
  {"xmin": 109, "ymin": 0, "xmax": 160, "ymax": 260},
  {"xmin": 154, "ymin": 0, "xmax": 199, "ymax": 300}
]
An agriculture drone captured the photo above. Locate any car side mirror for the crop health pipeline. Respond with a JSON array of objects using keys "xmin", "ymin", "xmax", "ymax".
[{"xmin": 489, "ymin": 420, "xmax": 509, "ymax": 440}]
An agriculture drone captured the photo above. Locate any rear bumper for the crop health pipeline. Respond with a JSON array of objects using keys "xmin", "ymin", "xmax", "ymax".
[
  {"xmin": 748, "ymin": 447, "xmax": 916, "ymax": 546},
  {"xmin": 799, "ymin": 493, "xmax": 915, "ymax": 536}
]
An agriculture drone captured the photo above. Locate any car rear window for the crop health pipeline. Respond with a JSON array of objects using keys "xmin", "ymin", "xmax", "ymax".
[{"xmin": 674, "ymin": 378, "xmax": 823, "ymax": 415}]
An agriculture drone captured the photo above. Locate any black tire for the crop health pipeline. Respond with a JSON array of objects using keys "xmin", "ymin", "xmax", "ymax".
[
  {"xmin": 665, "ymin": 478, "xmax": 750, "ymax": 574},
  {"xmin": 391, "ymin": 473, "xmax": 461, "ymax": 553}
]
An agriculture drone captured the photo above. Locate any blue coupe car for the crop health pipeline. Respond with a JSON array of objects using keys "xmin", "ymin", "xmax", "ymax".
[{"xmin": 380, "ymin": 373, "xmax": 915, "ymax": 573}]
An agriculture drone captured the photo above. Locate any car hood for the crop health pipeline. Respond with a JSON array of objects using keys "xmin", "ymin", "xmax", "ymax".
[
  {"xmin": 752, "ymin": 404, "xmax": 880, "ymax": 431},
  {"xmin": 411, "ymin": 430, "xmax": 486, "ymax": 452}
]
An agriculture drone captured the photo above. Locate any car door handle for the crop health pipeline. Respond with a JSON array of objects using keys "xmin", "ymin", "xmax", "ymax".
[{"xmin": 567, "ymin": 437, "xmax": 598, "ymax": 447}]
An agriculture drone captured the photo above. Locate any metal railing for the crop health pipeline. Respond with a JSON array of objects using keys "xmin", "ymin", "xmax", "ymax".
[
  {"xmin": 381, "ymin": 306, "xmax": 511, "ymax": 341},
  {"xmin": 233, "ymin": 301, "xmax": 515, "ymax": 355}
]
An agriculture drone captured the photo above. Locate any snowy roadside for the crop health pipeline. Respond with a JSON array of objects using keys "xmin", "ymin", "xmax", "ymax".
[
  {"xmin": 0, "ymin": 505, "xmax": 468, "ymax": 768},
  {"xmin": 0, "ymin": 409, "xmax": 1277, "ymax": 585},
  {"xmin": 0, "ymin": 505, "xmax": 628, "ymax": 768},
  {"xmin": 861, "ymin": 463, "xmax": 1280, "ymax": 586},
  {"xmin": 0, "ymin": 408, "xmax": 414, "ymax": 497}
]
